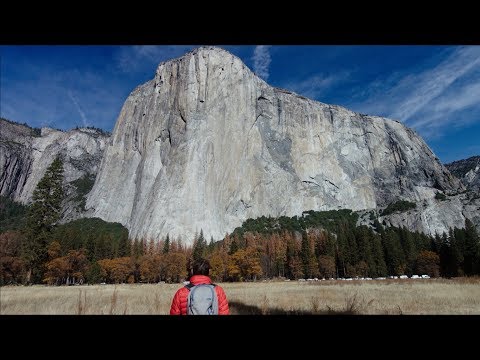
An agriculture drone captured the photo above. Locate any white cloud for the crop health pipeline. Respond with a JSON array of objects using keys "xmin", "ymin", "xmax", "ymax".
[
  {"xmin": 116, "ymin": 45, "xmax": 194, "ymax": 73},
  {"xmin": 284, "ymin": 71, "xmax": 351, "ymax": 100},
  {"xmin": 348, "ymin": 46, "xmax": 480, "ymax": 139},
  {"xmin": 252, "ymin": 46, "xmax": 271, "ymax": 80},
  {"xmin": 390, "ymin": 46, "xmax": 480, "ymax": 123},
  {"xmin": 68, "ymin": 90, "xmax": 88, "ymax": 127}
]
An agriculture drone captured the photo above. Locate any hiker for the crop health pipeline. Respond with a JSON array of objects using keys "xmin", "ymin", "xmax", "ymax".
[{"xmin": 170, "ymin": 257, "xmax": 230, "ymax": 315}]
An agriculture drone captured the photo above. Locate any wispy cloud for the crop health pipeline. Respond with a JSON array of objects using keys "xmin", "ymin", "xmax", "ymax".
[
  {"xmin": 348, "ymin": 46, "xmax": 480, "ymax": 139},
  {"xmin": 116, "ymin": 45, "xmax": 194, "ymax": 73},
  {"xmin": 391, "ymin": 47, "xmax": 480, "ymax": 123},
  {"xmin": 68, "ymin": 90, "xmax": 88, "ymax": 127},
  {"xmin": 252, "ymin": 46, "xmax": 271, "ymax": 80},
  {"xmin": 1, "ymin": 63, "xmax": 126, "ymax": 132},
  {"xmin": 283, "ymin": 71, "xmax": 351, "ymax": 100}
]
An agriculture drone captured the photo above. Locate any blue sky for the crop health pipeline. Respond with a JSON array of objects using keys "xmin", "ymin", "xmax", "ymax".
[{"xmin": 1, "ymin": 45, "xmax": 479, "ymax": 163}]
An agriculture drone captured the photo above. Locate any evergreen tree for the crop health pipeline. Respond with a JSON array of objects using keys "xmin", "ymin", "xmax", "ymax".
[
  {"xmin": 229, "ymin": 235, "xmax": 239, "ymax": 255},
  {"xmin": 454, "ymin": 227, "xmax": 466, "ymax": 275},
  {"xmin": 23, "ymin": 156, "xmax": 64, "ymax": 283},
  {"xmin": 163, "ymin": 233, "xmax": 170, "ymax": 254},
  {"xmin": 439, "ymin": 229, "xmax": 454, "ymax": 277},
  {"xmin": 400, "ymin": 226, "xmax": 417, "ymax": 274},
  {"xmin": 382, "ymin": 229, "xmax": 406, "ymax": 276},
  {"xmin": 355, "ymin": 226, "xmax": 375, "ymax": 277},
  {"xmin": 371, "ymin": 235, "xmax": 387, "ymax": 277},
  {"xmin": 300, "ymin": 232, "xmax": 318, "ymax": 278},
  {"xmin": 335, "ymin": 232, "xmax": 348, "ymax": 278},
  {"xmin": 86, "ymin": 261, "xmax": 102, "ymax": 284},
  {"xmin": 192, "ymin": 229, "xmax": 206, "ymax": 261},
  {"xmin": 301, "ymin": 233, "xmax": 311, "ymax": 277},
  {"xmin": 208, "ymin": 236, "xmax": 216, "ymax": 253},
  {"xmin": 464, "ymin": 218, "xmax": 480, "ymax": 275},
  {"xmin": 131, "ymin": 238, "xmax": 143, "ymax": 259},
  {"xmin": 373, "ymin": 219, "xmax": 385, "ymax": 235}
]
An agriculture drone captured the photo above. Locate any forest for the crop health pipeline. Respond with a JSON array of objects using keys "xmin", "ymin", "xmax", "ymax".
[{"xmin": 1, "ymin": 157, "xmax": 479, "ymax": 286}]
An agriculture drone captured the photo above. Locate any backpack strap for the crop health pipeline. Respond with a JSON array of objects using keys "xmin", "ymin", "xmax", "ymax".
[{"xmin": 185, "ymin": 282, "xmax": 216, "ymax": 290}]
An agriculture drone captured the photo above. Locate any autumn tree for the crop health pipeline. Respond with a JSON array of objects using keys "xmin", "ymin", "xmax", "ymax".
[
  {"xmin": 318, "ymin": 255, "xmax": 336, "ymax": 279},
  {"xmin": 162, "ymin": 252, "xmax": 187, "ymax": 283},
  {"xmin": 416, "ymin": 250, "xmax": 440, "ymax": 277},
  {"xmin": 66, "ymin": 249, "xmax": 89, "ymax": 284},
  {"xmin": 43, "ymin": 256, "xmax": 68, "ymax": 285},
  {"xmin": 98, "ymin": 257, "xmax": 134, "ymax": 284},
  {"xmin": 0, "ymin": 230, "xmax": 26, "ymax": 284},
  {"xmin": 43, "ymin": 247, "xmax": 88, "ymax": 285},
  {"xmin": 285, "ymin": 231, "xmax": 304, "ymax": 279},
  {"xmin": 227, "ymin": 248, "xmax": 262, "ymax": 281},
  {"xmin": 147, "ymin": 238, "xmax": 156, "ymax": 256},
  {"xmin": 271, "ymin": 232, "xmax": 286, "ymax": 278},
  {"xmin": 139, "ymin": 254, "xmax": 162, "ymax": 283},
  {"xmin": 209, "ymin": 242, "xmax": 230, "ymax": 282}
]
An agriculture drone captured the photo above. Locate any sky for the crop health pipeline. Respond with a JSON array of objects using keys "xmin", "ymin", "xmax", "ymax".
[{"xmin": 1, "ymin": 45, "xmax": 479, "ymax": 163}]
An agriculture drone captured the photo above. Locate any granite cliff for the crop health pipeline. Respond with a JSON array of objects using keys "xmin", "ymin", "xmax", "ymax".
[{"xmin": 82, "ymin": 47, "xmax": 466, "ymax": 242}]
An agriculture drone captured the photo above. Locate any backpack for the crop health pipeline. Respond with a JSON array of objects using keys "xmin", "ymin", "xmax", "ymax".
[{"xmin": 185, "ymin": 283, "xmax": 219, "ymax": 315}]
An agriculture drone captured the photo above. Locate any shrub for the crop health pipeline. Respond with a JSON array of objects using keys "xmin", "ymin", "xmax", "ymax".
[{"xmin": 381, "ymin": 200, "xmax": 416, "ymax": 216}]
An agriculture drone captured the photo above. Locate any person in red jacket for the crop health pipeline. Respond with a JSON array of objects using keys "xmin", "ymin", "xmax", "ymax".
[{"xmin": 170, "ymin": 257, "xmax": 230, "ymax": 315}]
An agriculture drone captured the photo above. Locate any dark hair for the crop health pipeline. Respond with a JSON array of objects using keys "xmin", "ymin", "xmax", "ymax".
[{"xmin": 189, "ymin": 258, "xmax": 211, "ymax": 277}]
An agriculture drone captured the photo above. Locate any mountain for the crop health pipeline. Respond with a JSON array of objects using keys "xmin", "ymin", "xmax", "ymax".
[
  {"xmin": 445, "ymin": 156, "xmax": 480, "ymax": 192},
  {"xmin": 0, "ymin": 118, "xmax": 109, "ymax": 221},
  {"xmin": 80, "ymin": 46, "xmax": 471, "ymax": 242}
]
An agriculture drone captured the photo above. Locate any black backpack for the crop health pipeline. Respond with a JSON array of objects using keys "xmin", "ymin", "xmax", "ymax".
[{"xmin": 185, "ymin": 283, "xmax": 219, "ymax": 315}]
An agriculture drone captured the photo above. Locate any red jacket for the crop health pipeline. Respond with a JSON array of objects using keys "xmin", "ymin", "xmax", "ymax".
[{"xmin": 170, "ymin": 275, "xmax": 229, "ymax": 315}]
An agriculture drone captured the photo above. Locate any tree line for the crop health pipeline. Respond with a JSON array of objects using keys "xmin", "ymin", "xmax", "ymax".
[{"xmin": 1, "ymin": 157, "xmax": 479, "ymax": 286}]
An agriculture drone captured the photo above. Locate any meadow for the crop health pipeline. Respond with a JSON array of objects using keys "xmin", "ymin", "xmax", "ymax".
[{"xmin": 1, "ymin": 277, "xmax": 479, "ymax": 315}]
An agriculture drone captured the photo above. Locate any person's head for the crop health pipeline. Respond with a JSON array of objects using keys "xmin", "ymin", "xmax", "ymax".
[{"xmin": 188, "ymin": 258, "xmax": 211, "ymax": 277}]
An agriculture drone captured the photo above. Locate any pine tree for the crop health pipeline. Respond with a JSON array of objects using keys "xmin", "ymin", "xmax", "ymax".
[
  {"xmin": 301, "ymin": 233, "xmax": 311, "ymax": 277},
  {"xmin": 229, "ymin": 234, "xmax": 239, "ymax": 255},
  {"xmin": 23, "ymin": 156, "xmax": 64, "ymax": 283},
  {"xmin": 208, "ymin": 236, "xmax": 215, "ymax": 253},
  {"xmin": 192, "ymin": 229, "xmax": 206, "ymax": 261},
  {"xmin": 163, "ymin": 233, "xmax": 170, "ymax": 254},
  {"xmin": 356, "ymin": 226, "xmax": 375, "ymax": 277},
  {"xmin": 400, "ymin": 226, "xmax": 417, "ymax": 274},
  {"xmin": 382, "ymin": 229, "xmax": 406, "ymax": 276},
  {"xmin": 372, "ymin": 235, "xmax": 387, "ymax": 277},
  {"xmin": 464, "ymin": 218, "xmax": 480, "ymax": 275}
]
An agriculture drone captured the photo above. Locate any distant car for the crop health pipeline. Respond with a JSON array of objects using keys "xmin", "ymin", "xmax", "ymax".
[
  {"xmin": 411, "ymin": 275, "xmax": 420, "ymax": 279},
  {"xmin": 399, "ymin": 275, "xmax": 408, "ymax": 279},
  {"xmin": 421, "ymin": 274, "xmax": 430, "ymax": 279}
]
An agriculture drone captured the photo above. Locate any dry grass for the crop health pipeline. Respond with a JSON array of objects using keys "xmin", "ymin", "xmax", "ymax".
[{"xmin": 1, "ymin": 278, "xmax": 479, "ymax": 315}]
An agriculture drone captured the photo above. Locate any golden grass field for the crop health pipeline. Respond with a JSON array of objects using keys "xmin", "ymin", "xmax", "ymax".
[{"xmin": 1, "ymin": 277, "xmax": 479, "ymax": 315}]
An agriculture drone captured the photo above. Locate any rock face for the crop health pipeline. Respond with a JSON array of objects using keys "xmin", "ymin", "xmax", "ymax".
[
  {"xmin": 358, "ymin": 193, "xmax": 480, "ymax": 236},
  {"xmin": 0, "ymin": 119, "xmax": 109, "ymax": 221},
  {"xmin": 446, "ymin": 156, "xmax": 480, "ymax": 192},
  {"xmin": 85, "ymin": 46, "xmax": 465, "ymax": 243}
]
